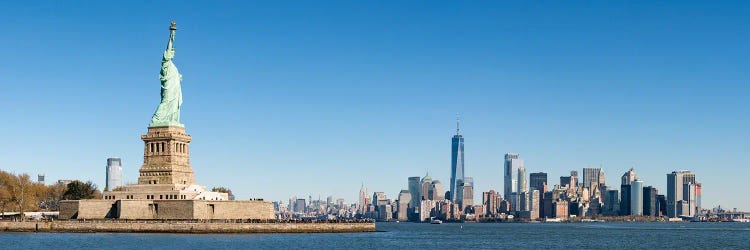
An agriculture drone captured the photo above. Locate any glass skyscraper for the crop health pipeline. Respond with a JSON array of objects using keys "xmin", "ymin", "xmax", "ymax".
[
  {"xmin": 504, "ymin": 153, "xmax": 522, "ymax": 201},
  {"xmin": 106, "ymin": 157, "xmax": 123, "ymax": 191},
  {"xmin": 449, "ymin": 119, "xmax": 464, "ymax": 202}
]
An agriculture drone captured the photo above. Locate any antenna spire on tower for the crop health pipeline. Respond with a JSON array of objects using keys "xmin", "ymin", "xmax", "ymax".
[{"xmin": 456, "ymin": 113, "xmax": 461, "ymax": 135}]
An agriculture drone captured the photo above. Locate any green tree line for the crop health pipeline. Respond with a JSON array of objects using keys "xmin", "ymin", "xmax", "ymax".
[{"xmin": 0, "ymin": 170, "xmax": 101, "ymax": 216}]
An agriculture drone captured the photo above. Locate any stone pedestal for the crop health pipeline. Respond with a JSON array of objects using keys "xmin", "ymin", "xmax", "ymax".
[{"xmin": 138, "ymin": 126, "xmax": 195, "ymax": 185}]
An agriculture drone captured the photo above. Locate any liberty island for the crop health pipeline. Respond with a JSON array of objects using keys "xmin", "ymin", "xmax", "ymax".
[{"xmin": 0, "ymin": 22, "xmax": 374, "ymax": 234}]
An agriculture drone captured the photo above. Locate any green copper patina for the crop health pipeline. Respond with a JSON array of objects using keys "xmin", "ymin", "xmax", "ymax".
[{"xmin": 150, "ymin": 21, "xmax": 184, "ymax": 127}]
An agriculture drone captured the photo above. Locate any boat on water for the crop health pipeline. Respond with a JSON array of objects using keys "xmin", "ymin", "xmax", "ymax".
[
  {"xmin": 581, "ymin": 219, "xmax": 605, "ymax": 222},
  {"xmin": 545, "ymin": 218, "xmax": 562, "ymax": 222},
  {"xmin": 430, "ymin": 218, "xmax": 443, "ymax": 224}
]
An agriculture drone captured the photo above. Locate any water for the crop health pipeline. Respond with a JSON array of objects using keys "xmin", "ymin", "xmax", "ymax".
[{"xmin": 1, "ymin": 222, "xmax": 748, "ymax": 249}]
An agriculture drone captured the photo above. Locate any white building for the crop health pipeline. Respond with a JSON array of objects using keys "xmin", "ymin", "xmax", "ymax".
[
  {"xmin": 631, "ymin": 179, "xmax": 644, "ymax": 216},
  {"xmin": 106, "ymin": 158, "xmax": 123, "ymax": 190}
]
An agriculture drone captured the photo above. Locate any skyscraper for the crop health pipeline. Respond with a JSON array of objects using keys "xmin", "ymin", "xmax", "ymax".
[
  {"xmin": 621, "ymin": 168, "xmax": 636, "ymax": 185},
  {"xmin": 529, "ymin": 172, "xmax": 548, "ymax": 193},
  {"xmin": 620, "ymin": 184, "xmax": 631, "ymax": 216},
  {"xmin": 517, "ymin": 165, "xmax": 528, "ymax": 194},
  {"xmin": 620, "ymin": 168, "xmax": 636, "ymax": 216},
  {"xmin": 408, "ymin": 177, "xmax": 421, "ymax": 208},
  {"xmin": 643, "ymin": 186, "xmax": 658, "ymax": 216},
  {"xmin": 358, "ymin": 183, "xmax": 368, "ymax": 214},
  {"xmin": 504, "ymin": 153, "xmax": 522, "ymax": 201},
  {"xmin": 666, "ymin": 170, "xmax": 697, "ymax": 218},
  {"xmin": 106, "ymin": 157, "xmax": 123, "ymax": 191},
  {"xmin": 630, "ymin": 179, "xmax": 644, "ymax": 216},
  {"xmin": 460, "ymin": 177, "xmax": 474, "ymax": 210},
  {"xmin": 431, "ymin": 180, "xmax": 445, "ymax": 200},
  {"xmin": 482, "ymin": 190, "xmax": 499, "ymax": 216},
  {"xmin": 683, "ymin": 182, "xmax": 697, "ymax": 217},
  {"xmin": 421, "ymin": 173, "xmax": 432, "ymax": 200},
  {"xmin": 570, "ymin": 170, "xmax": 579, "ymax": 187},
  {"xmin": 449, "ymin": 117, "xmax": 465, "ymax": 202},
  {"xmin": 604, "ymin": 189, "xmax": 620, "ymax": 215},
  {"xmin": 397, "ymin": 190, "xmax": 411, "ymax": 221},
  {"xmin": 529, "ymin": 172, "xmax": 547, "ymax": 216},
  {"xmin": 529, "ymin": 190, "xmax": 540, "ymax": 220},
  {"xmin": 583, "ymin": 167, "xmax": 605, "ymax": 191}
]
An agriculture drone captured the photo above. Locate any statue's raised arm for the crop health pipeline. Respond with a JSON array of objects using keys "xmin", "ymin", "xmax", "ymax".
[
  {"xmin": 164, "ymin": 21, "xmax": 176, "ymax": 61},
  {"xmin": 150, "ymin": 21, "xmax": 184, "ymax": 127}
]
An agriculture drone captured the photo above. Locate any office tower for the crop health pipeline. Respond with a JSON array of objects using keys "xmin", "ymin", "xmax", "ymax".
[
  {"xmin": 554, "ymin": 200, "xmax": 569, "ymax": 219},
  {"xmin": 105, "ymin": 157, "xmax": 123, "ymax": 191},
  {"xmin": 643, "ymin": 186, "xmax": 658, "ymax": 216},
  {"xmin": 529, "ymin": 172, "xmax": 547, "ymax": 216},
  {"xmin": 582, "ymin": 168, "xmax": 605, "ymax": 191},
  {"xmin": 604, "ymin": 189, "xmax": 620, "ymax": 215},
  {"xmin": 695, "ymin": 183, "xmax": 702, "ymax": 212},
  {"xmin": 421, "ymin": 173, "xmax": 432, "ymax": 200},
  {"xmin": 683, "ymin": 182, "xmax": 697, "ymax": 216},
  {"xmin": 620, "ymin": 184, "xmax": 631, "ymax": 215},
  {"xmin": 529, "ymin": 172, "xmax": 548, "ymax": 193},
  {"xmin": 529, "ymin": 190, "xmax": 540, "ymax": 220},
  {"xmin": 419, "ymin": 200, "xmax": 436, "ymax": 222},
  {"xmin": 358, "ymin": 184, "xmax": 368, "ymax": 213},
  {"xmin": 288, "ymin": 196, "xmax": 297, "ymax": 211},
  {"xmin": 519, "ymin": 192, "xmax": 529, "ymax": 212},
  {"xmin": 517, "ymin": 165, "xmax": 528, "ymax": 195},
  {"xmin": 431, "ymin": 180, "xmax": 445, "ymax": 200},
  {"xmin": 622, "ymin": 168, "xmax": 636, "ymax": 185},
  {"xmin": 37, "ymin": 174, "xmax": 45, "ymax": 184},
  {"xmin": 373, "ymin": 192, "xmax": 387, "ymax": 206},
  {"xmin": 482, "ymin": 190, "xmax": 499, "ymax": 216},
  {"xmin": 460, "ymin": 179, "xmax": 474, "ymax": 210},
  {"xmin": 508, "ymin": 192, "xmax": 519, "ymax": 212},
  {"xmin": 463, "ymin": 177, "xmax": 473, "ymax": 188},
  {"xmin": 666, "ymin": 170, "xmax": 697, "ymax": 218},
  {"xmin": 630, "ymin": 179, "xmax": 643, "ymax": 216},
  {"xmin": 570, "ymin": 170, "xmax": 579, "ymax": 186},
  {"xmin": 656, "ymin": 195, "xmax": 667, "ymax": 216},
  {"xmin": 449, "ymin": 117, "xmax": 465, "ymax": 201},
  {"xmin": 378, "ymin": 204, "xmax": 393, "ymax": 221},
  {"xmin": 504, "ymin": 153, "xmax": 522, "ymax": 201},
  {"xmin": 397, "ymin": 190, "xmax": 411, "ymax": 221},
  {"xmin": 559, "ymin": 176, "xmax": 571, "ymax": 188},
  {"xmin": 295, "ymin": 198, "xmax": 307, "ymax": 213},
  {"xmin": 408, "ymin": 177, "xmax": 421, "ymax": 208},
  {"xmin": 619, "ymin": 168, "xmax": 636, "ymax": 216}
]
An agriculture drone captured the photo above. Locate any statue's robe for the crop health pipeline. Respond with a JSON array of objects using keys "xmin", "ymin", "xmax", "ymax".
[{"xmin": 150, "ymin": 50, "xmax": 182, "ymax": 126}]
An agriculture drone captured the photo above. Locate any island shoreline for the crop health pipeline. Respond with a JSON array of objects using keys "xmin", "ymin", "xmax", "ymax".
[{"xmin": 0, "ymin": 221, "xmax": 376, "ymax": 234}]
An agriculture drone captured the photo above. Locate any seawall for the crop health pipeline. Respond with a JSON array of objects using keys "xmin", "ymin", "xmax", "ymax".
[{"xmin": 0, "ymin": 221, "xmax": 376, "ymax": 234}]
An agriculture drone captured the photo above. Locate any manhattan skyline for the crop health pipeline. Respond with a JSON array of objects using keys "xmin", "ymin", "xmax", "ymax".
[{"xmin": 0, "ymin": 1, "xmax": 748, "ymax": 210}]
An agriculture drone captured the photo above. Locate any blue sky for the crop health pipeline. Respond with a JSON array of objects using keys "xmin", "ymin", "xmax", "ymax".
[{"xmin": 1, "ymin": 1, "xmax": 748, "ymax": 210}]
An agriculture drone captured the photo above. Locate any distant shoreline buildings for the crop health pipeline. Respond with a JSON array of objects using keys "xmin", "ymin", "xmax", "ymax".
[{"xmin": 272, "ymin": 120, "xmax": 714, "ymax": 222}]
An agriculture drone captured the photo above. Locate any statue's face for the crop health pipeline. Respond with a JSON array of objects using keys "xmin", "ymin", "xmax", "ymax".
[{"xmin": 165, "ymin": 48, "xmax": 175, "ymax": 59}]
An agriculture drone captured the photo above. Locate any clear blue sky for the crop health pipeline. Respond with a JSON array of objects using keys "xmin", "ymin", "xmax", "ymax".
[{"xmin": 1, "ymin": 1, "xmax": 748, "ymax": 210}]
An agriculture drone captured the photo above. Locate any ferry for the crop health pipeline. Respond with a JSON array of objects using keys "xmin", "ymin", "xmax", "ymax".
[
  {"xmin": 430, "ymin": 218, "xmax": 443, "ymax": 224},
  {"xmin": 545, "ymin": 218, "xmax": 563, "ymax": 222},
  {"xmin": 581, "ymin": 219, "xmax": 605, "ymax": 223}
]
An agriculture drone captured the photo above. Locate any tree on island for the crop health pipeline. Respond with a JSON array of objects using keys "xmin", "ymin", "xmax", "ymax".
[
  {"xmin": 0, "ymin": 170, "xmax": 105, "ymax": 218},
  {"xmin": 62, "ymin": 181, "xmax": 101, "ymax": 200}
]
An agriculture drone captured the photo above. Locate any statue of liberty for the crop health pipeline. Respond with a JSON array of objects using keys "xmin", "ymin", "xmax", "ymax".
[{"xmin": 150, "ymin": 21, "xmax": 183, "ymax": 127}]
